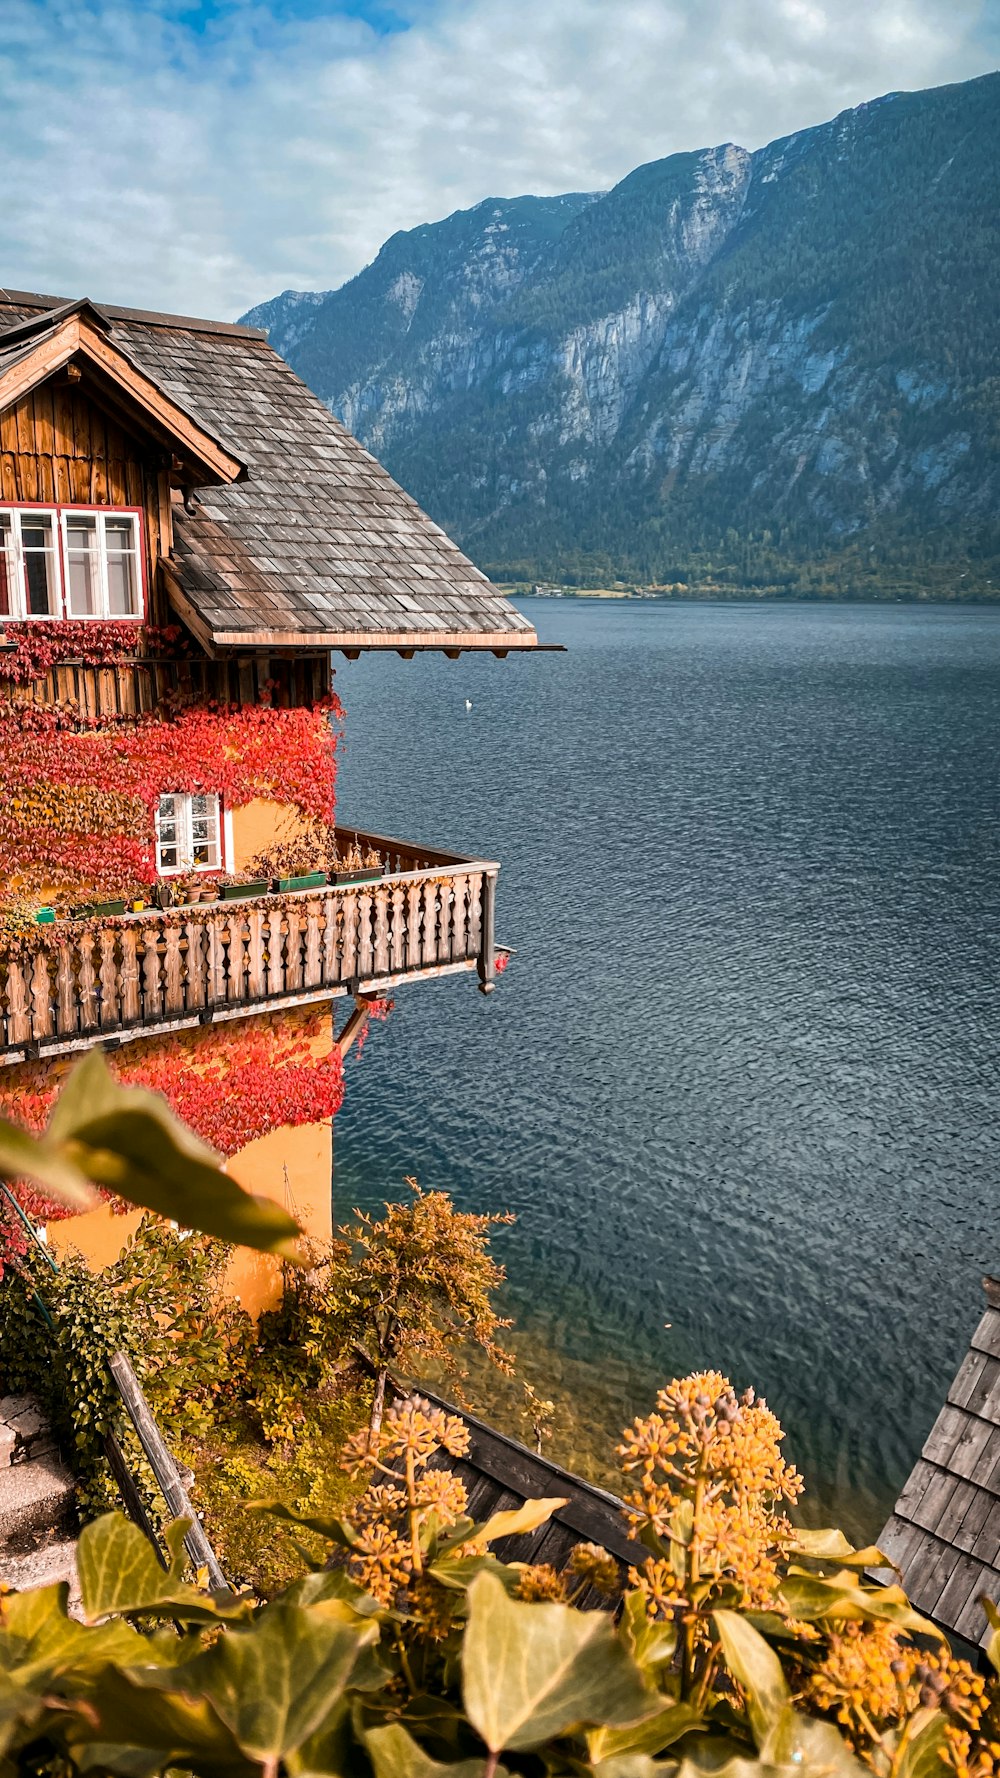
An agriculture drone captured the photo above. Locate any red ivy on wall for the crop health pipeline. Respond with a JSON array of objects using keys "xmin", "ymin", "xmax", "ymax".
[
  {"xmin": 0, "ymin": 622, "xmax": 190, "ymax": 684},
  {"xmin": 0, "ymin": 695, "xmax": 342, "ymax": 906},
  {"xmin": 0, "ymin": 1009, "xmax": 346, "ymax": 1262}
]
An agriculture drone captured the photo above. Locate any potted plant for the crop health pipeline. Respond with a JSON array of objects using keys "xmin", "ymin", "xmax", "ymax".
[
  {"xmin": 328, "ymin": 842, "xmax": 382, "ymax": 887},
  {"xmin": 246, "ymin": 840, "xmax": 326, "ymax": 894},
  {"xmin": 72, "ymin": 897, "xmax": 126, "ymax": 918},
  {"xmin": 220, "ymin": 869, "xmax": 270, "ymax": 901}
]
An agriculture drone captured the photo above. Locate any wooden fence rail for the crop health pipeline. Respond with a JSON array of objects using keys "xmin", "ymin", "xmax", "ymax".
[{"xmin": 0, "ymin": 857, "xmax": 499, "ymax": 1062}]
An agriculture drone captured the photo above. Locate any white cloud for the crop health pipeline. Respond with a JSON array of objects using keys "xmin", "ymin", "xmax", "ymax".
[{"xmin": 0, "ymin": 0, "xmax": 994, "ymax": 318}]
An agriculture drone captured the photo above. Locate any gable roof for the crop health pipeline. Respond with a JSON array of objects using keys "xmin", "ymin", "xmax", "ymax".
[
  {"xmin": 874, "ymin": 1275, "xmax": 1000, "ymax": 1650},
  {"xmin": 0, "ymin": 290, "xmax": 538, "ymax": 655},
  {"xmin": 0, "ymin": 301, "xmax": 247, "ymax": 487}
]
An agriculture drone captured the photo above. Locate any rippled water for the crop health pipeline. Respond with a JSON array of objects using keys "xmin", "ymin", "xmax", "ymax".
[{"xmin": 332, "ymin": 598, "xmax": 1000, "ymax": 1537}]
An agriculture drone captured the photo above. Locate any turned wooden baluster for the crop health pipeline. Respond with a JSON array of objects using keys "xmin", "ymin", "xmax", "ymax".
[
  {"xmin": 246, "ymin": 909, "xmax": 265, "ymax": 999},
  {"xmin": 98, "ymin": 931, "xmax": 119, "ymax": 1029},
  {"xmin": 372, "ymin": 888, "xmax": 390, "ymax": 977},
  {"xmin": 284, "ymin": 907, "xmax": 305, "ymax": 993},
  {"xmin": 321, "ymin": 896, "xmax": 340, "ymax": 986},
  {"xmin": 357, "ymin": 890, "xmax": 374, "ymax": 979},
  {"xmin": 228, "ymin": 911, "xmax": 250, "ymax": 1002},
  {"xmin": 77, "ymin": 933, "xmax": 98, "ymax": 1031},
  {"xmin": 141, "ymin": 925, "xmax": 162, "ymax": 1020},
  {"xmin": 340, "ymin": 892, "xmax": 358, "ymax": 983},
  {"xmin": 30, "ymin": 950, "xmax": 54, "ymax": 1038},
  {"xmin": 467, "ymin": 874, "xmax": 483, "ymax": 954},
  {"xmin": 303, "ymin": 901, "xmax": 323, "ymax": 988},
  {"xmin": 421, "ymin": 882, "xmax": 439, "ymax": 969},
  {"xmin": 163, "ymin": 924, "xmax": 183, "ymax": 1015},
  {"xmin": 185, "ymin": 918, "xmax": 206, "ymax": 1010},
  {"xmin": 406, "ymin": 881, "xmax": 421, "ymax": 971},
  {"xmin": 204, "ymin": 911, "xmax": 226, "ymax": 1006},
  {"xmin": 6, "ymin": 958, "xmax": 33, "ymax": 1045},
  {"xmin": 120, "ymin": 928, "xmax": 141, "ymax": 1024},
  {"xmin": 54, "ymin": 943, "xmax": 77, "ymax": 1035},
  {"xmin": 389, "ymin": 885, "xmax": 405, "ymax": 974}
]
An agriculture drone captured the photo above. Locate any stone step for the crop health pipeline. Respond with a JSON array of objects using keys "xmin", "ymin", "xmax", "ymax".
[
  {"xmin": 0, "ymin": 1453, "xmax": 77, "ymax": 1557},
  {"xmin": 0, "ymin": 1535, "xmax": 81, "ymax": 1612}
]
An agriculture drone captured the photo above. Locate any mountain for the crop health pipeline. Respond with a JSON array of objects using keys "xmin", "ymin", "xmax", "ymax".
[{"xmin": 242, "ymin": 74, "xmax": 1000, "ymax": 598}]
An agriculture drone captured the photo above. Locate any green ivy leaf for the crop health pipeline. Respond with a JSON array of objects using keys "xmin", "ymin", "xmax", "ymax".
[
  {"xmin": 0, "ymin": 1581, "xmax": 147, "ymax": 1686},
  {"xmin": 65, "ymin": 1664, "xmax": 249, "ymax": 1776},
  {"xmin": 246, "ymin": 1498, "xmax": 366, "ymax": 1549},
  {"xmin": 786, "ymin": 1527, "xmax": 889, "ymax": 1569},
  {"xmin": 759, "ymin": 1706, "xmax": 869, "ymax": 1776},
  {"xmin": 178, "ymin": 1600, "xmax": 379, "ymax": 1762},
  {"xmin": 365, "ymin": 1721, "xmax": 499, "ymax": 1778},
  {"xmin": 890, "ymin": 1707, "xmax": 952, "ymax": 1778},
  {"xmin": 712, "ymin": 1610, "xmax": 789, "ymax": 1748},
  {"xmin": 77, "ymin": 1514, "xmax": 250, "ymax": 1626},
  {"xmin": 4, "ymin": 1052, "xmax": 304, "ymax": 1260},
  {"xmin": 462, "ymin": 1569, "xmax": 657, "ymax": 1755},
  {"xmin": 588, "ymin": 1701, "xmax": 704, "ymax": 1764},
  {"xmin": 777, "ymin": 1572, "xmax": 943, "ymax": 1638},
  {"xmin": 436, "ymin": 1495, "xmax": 568, "ymax": 1557}
]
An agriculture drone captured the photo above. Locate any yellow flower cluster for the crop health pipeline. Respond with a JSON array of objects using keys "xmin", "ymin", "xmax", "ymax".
[
  {"xmin": 618, "ymin": 1370, "xmax": 803, "ymax": 1618},
  {"xmin": 342, "ymin": 1397, "xmax": 471, "ymax": 1609},
  {"xmin": 797, "ymin": 1620, "xmax": 1000, "ymax": 1776}
]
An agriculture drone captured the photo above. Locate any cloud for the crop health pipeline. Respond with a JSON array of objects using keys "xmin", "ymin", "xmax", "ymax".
[{"xmin": 0, "ymin": 0, "xmax": 994, "ymax": 317}]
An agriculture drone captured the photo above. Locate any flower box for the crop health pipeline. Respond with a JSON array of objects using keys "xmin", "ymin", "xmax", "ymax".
[
  {"xmin": 222, "ymin": 879, "xmax": 270, "ymax": 900},
  {"xmin": 73, "ymin": 899, "xmax": 125, "ymax": 918},
  {"xmin": 35, "ymin": 907, "xmax": 56, "ymax": 925},
  {"xmin": 328, "ymin": 867, "xmax": 382, "ymax": 887},
  {"xmin": 273, "ymin": 871, "xmax": 327, "ymax": 893}
]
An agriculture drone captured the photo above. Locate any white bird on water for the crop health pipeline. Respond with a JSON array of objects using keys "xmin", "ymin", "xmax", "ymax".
[{"xmin": 465, "ymin": 698, "xmax": 473, "ymax": 711}]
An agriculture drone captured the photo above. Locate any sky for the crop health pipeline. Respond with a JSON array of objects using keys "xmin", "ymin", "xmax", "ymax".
[{"xmin": 0, "ymin": 0, "xmax": 996, "ymax": 320}]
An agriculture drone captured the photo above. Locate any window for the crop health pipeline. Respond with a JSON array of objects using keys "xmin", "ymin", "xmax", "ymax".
[
  {"xmin": 156, "ymin": 794, "xmax": 222, "ymax": 874},
  {"xmin": 0, "ymin": 506, "xmax": 142, "ymax": 620}
]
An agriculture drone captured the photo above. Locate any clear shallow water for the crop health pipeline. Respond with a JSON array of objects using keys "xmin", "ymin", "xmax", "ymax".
[{"xmin": 332, "ymin": 599, "xmax": 1000, "ymax": 1537}]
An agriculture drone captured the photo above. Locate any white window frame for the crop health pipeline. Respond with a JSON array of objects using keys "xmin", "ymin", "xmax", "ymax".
[
  {"xmin": 155, "ymin": 793, "xmax": 224, "ymax": 876},
  {"xmin": 0, "ymin": 504, "xmax": 144, "ymax": 621}
]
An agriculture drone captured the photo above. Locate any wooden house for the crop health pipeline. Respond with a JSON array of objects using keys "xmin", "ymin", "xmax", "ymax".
[
  {"xmin": 874, "ymin": 1275, "xmax": 1000, "ymax": 1656},
  {"xmin": 0, "ymin": 287, "xmax": 540, "ymax": 1288}
]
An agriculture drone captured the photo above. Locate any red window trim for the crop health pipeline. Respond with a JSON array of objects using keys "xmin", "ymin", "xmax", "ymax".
[{"xmin": 0, "ymin": 501, "xmax": 147, "ymax": 622}]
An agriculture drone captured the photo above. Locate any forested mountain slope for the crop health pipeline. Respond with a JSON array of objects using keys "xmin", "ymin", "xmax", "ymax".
[{"xmin": 243, "ymin": 74, "xmax": 1000, "ymax": 596}]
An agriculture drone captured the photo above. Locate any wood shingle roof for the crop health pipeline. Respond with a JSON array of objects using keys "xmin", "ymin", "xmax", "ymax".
[
  {"xmin": 0, "ymin": 290, "xmax": 537, "ymax": 654},
  {"xmin": 875, "ymin": 1276, "xmax": 1000, "ymax": 1650}
]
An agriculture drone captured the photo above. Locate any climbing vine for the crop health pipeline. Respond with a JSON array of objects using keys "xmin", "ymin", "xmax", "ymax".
[
  {"xmin": 0, "ymin": 694, "xmax": 342, "ymax": 907},
  {"xmin": 0, "ymin": 1008, "xmax": 346, "ymax": 1259},
  {"xmin": 0, "ymin": 620, "xmax": 190, "ymax": 683}
]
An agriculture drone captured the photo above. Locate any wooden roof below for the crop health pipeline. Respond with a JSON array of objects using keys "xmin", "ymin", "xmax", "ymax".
[
  {"xmin": 874, "ymin": 1276, "xmax": 1000, "ymax": 1649},
  {"xmin": 403, "ymin": 1384, "xmax": 642, "ymax": 1608}
]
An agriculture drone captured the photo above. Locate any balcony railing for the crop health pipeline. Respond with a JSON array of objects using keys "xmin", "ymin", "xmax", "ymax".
[{"xmin": 0, "ymin": 826, "xmax": 500, "ymax": 1065}]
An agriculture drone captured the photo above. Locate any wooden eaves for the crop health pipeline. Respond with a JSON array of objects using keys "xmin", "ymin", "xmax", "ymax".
[{"xmin": 0, "ymin": 302, "xmax": 247, "ymax": 488}]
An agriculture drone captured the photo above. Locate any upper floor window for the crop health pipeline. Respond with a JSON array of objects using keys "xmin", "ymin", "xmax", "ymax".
[
  {"xmin": 0, "ymin": 506, "xmax": 142, "ymax": 621},
  {"xmin": 156, "ymin": 793, "xmax": 222, "ymax": 874}
]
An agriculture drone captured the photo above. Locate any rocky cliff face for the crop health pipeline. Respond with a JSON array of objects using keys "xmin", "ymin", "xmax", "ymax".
[{"xmin": 243, "ymin": 74, "xmax": 1000, "ymax": 595}]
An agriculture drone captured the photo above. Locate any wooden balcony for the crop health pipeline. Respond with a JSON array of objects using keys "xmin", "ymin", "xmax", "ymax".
[{"xmin": 0, "ymin": 826, "xmax": 501, "ymax": 1066}]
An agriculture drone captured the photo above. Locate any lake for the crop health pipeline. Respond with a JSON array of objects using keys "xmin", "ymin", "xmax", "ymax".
[{"xmin": 332, "ymin": 597, "xmax": 1000, "ymax": 1537}]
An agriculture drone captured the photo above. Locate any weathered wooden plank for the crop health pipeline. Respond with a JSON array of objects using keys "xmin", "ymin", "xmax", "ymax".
[
  {"xmin": 283, "ymin": 910, "xmax": 304, "ymax": 993},
  {"xmin": 372, "ymin": 888, "xmax": 390, "ymax": 977},
  {"xmin": 163, "ymin": 925, "xmax": 184, "ymax": 1013},
  {"xmin": 54, "ymin": 945, "xmax": 77, "ymax": 1035},
  {"xmin": 5, "ymin": 959, "xmax": 33, "ymax": 1045},
  {"xmin": 303, "ymin": 905, "xmax": 323, "ymax": 989},
  {"xmin": 141, "ymin": 929, "xmax": 162, "ymax": 1019},
  {"xmin": 184, "ymin": 918, "xmax": 207, "ymax": 1010},
  {"xmin": 30, "ymin": 951, "xmax": 53, "ymax": 1038},
  {"xmin": 971, "ymin": 1309, "xmax": 1000, "ymax": 1361},
  {"xmin": 246, "ymin": 909, "xmax": 266, "ymax": 998},
  {"xmin": 76, "ymin": 934, "xmax": 98, "ymax": 1031},
  {"xmin": 120, "ymin": 927, "xmax": 141, "ymax": 1023},
  {"xmin": 356, "ymin": 890, "xmax": 375, "ymax": 979}
]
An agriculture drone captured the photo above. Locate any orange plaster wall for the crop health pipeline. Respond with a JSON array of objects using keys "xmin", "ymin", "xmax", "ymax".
[
  {"xmin": 46, "ymin": 1115, "xmax": 333, "ymax": 1313},
  {"xmin": 229, "ymin": 799, "xmax": 311, "ymax": 873}
]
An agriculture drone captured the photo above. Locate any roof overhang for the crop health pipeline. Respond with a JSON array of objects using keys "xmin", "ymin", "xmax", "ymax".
[{"xmin": 0, "ymin": 306, "xmax": 247, "ymax": 486}]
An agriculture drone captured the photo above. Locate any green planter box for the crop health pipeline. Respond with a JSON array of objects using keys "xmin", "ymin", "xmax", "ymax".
[
  {"xmin": 328, "ymin": 868, "xmax": 381, "ymax": 887},
  {"xmin": 274, "ymin": 871, "xmax": 326, "ymax": 892},
  {"xmin": 222, "ymin": 880, "xmax": 269, "ymax": 900},
  {"xmin": 35, "ymin": 907, "xmax": 56, "ymax": 925},
  {"xmin": 73, "ymin": 899, "xmax": 125, "ymax": 918}
]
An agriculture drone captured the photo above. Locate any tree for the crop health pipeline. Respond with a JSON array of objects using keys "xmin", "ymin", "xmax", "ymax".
[{"xmin": 332, "ymin": 1178, "xmax": 515, "ymax": 1440}]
